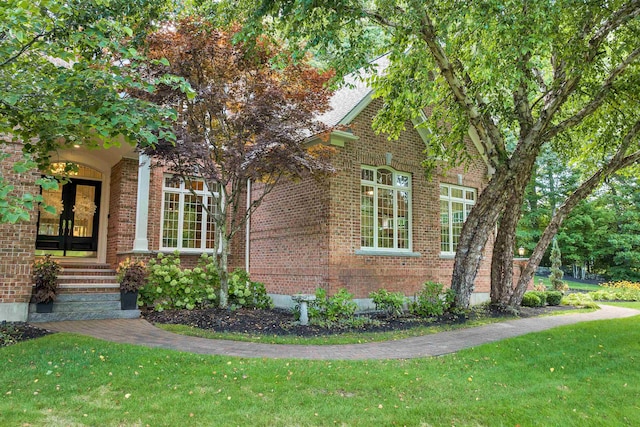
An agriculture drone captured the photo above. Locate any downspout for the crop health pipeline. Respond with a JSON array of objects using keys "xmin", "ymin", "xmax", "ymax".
[{"xmin": 245, "ymin": 179, "xmax": 251, "ymax": 273}]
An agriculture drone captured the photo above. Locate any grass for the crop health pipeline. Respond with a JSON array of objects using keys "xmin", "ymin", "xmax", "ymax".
[
  {"xmin": 2, "ymin": 314, "xmax": 639, "ymax": 426},
  {"xmin": 534, "ymin": 275, "xmax": 603, "ymax": 291},
  {"xmin": 601, "ymin": 301, "xmax": 640, "ymax": 310}
]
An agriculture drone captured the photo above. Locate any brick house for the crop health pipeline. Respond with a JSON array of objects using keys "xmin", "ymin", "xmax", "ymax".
[{"xmin": 0, "ymin": 57, "xmax": 501, "ymax": 321}]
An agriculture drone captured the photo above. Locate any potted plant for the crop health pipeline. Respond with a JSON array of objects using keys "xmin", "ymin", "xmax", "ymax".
[
  {"xmin": 32, "ymin": 255, "xmax": 61, "ymax": 313},
  {"xmin": 116, "ymin": 258, "xmax": 147, "ymax": 310}
]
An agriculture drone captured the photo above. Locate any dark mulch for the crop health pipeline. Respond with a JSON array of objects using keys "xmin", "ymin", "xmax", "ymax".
[
  {"xmin": 0, "ymin": 321, "xmax": 53, "ymax": 348},
  {"xmin": 141, "ymin": 305, "xmax": 576, "ymax": 338},
  {"xmin": 0, "ymin": 305, "xmax": 577, "ymax": 347}
]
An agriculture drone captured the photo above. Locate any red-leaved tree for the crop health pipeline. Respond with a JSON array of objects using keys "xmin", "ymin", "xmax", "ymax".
[{"xmin": 140, "ymin": 19, "xmax": 334, "ymax": 307}]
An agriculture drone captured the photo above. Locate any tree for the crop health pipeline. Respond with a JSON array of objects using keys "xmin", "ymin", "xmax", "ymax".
[
  {"xmin": 140, "ymin": 18, "xmax": 334, "ymax": 307},
  {"xmin": 548, "ymin": 239, "xmax": 565, "ymax": 291},
  {"xmin": 0, "ymin": 0, "xmax": 177, "ymax": 222},
  {"xmin": 234, "ymin": 0, "xmax": 640, "ymax": 307}
]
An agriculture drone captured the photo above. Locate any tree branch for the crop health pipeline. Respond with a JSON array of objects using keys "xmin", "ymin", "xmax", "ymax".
[
  {"xmin": 543, "ymin": 46, "xmax": 640, "ymax": 140},
  {"xmin": 0, "ymin": 31, "xmax": 51, "ymax": 68},
  {"xmin": 415, "ymin": 11, "xmax": 507, "ymax": 169}
]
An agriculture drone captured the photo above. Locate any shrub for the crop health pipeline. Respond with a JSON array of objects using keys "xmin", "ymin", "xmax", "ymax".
[
  {"xmin": 521, "ymin": 292, "xmax": 542, "ymax": 307},
  {"xmin": 32, "ymin": 255, "xmax": 61, "ymax": 304},
  {"xmin": 588, "ymin": 288, "xmax": 640, "ymax": 302},
  {"xmin": 227, "ymin": 269, "xmax": 273, "ymax": 310},
  {"xmin": 409, "ymin": 282, "xmax": 455, "ymax": 317},
  {"xmin": 561, "ymin": 292, "xmax": 599, "ymax": 308},
  {"xmin": 530, "ymin": 291, "xmax": 547, "ymax": 306},
  {"xmin": 369, "ymin": 289, "xmax": 406, "ymax": 317},
  {"xmin": 307, "ymin": 288, "xmax": 357, "ymax": 326},
  {"xmin": 140, "ymin": 252, "xmax": 219, "ymax": 311},
  {"xmin": 546, "ymin": 291, "xmax": 563, "ymax": 306}
]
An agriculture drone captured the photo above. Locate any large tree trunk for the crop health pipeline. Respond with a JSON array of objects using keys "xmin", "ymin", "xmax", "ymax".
[
  {"xmin": 490, "ymin": 150, "xmax": 540, "ymax": 305},
  {"xmin": 451, "ymin": 165, "xmax": 512, "ymax": 308}
]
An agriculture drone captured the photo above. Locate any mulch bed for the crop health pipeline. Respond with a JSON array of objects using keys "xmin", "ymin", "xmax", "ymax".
[
  {"xmin": 0, "ymin": 305, "xmax": 576, "ymax": 347},
  {"xmin": 0, "ymin": 322, "xmax": 53, "ymax": 347},
  {"xmin": 141, "ymin": 305, "xmax": 576, "ymax": 338}
]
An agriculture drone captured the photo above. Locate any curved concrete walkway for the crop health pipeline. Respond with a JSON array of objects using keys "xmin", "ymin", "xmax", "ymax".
[{"xmin": 36, "ymin": 305, "xmax": 639, "ymax": 360}]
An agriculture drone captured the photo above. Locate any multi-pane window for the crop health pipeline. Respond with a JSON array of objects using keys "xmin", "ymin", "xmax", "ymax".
[
  {"xmin": 440, "ymin": 184, "xmax": 476, "ymax": 255},
  {"xmin": 161, "ymin": 176, "xmax": 217, "ymax": 251},
  {"xmin": 361, "ymin": 166, "xmax": 411, "ymax": 251}
]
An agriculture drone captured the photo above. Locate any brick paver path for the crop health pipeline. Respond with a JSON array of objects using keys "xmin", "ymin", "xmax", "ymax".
[{"xmin": 36, "ymin": 305, "xmax": 639, "ymax": 360}]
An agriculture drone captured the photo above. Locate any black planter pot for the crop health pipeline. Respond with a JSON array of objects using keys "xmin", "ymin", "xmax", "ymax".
[
  {"xmin": 36, "ymin": 301, "xmax": 54, "ymax": 313},
  {"xmin": 120, "ymin": 290, "xmax": 139, "ymax": 310}
]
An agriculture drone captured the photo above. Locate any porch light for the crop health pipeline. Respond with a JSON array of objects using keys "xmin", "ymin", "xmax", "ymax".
[{"xmin": 518, "ymin": 247, "xmax": 525, "ymax": 257}]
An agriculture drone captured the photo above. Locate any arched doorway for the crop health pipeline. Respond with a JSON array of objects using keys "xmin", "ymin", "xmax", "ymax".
[{"xmin": 36, "ymin": 163, "xmax": 102, "ymax": 257}]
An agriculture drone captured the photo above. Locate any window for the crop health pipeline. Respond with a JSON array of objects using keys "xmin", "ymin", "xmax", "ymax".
[
  {"xmin": 161, "ymin": 176, "xmax": 217, "ymax": 251},
  {"xmin": 361, "ymin": 166, "xmax": 411, "ymax": 251},
  {"xmin": 440, "ymin": 184, "xmax": 476, "ymax": 255}
]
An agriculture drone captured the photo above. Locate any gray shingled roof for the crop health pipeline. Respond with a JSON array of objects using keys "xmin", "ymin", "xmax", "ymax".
[{"xmin": 317, "ymin": 54, "xmax": 390, "ymax": 127}]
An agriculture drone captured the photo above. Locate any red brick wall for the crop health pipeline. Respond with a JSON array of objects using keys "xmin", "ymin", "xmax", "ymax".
[
  {"xmin": 249, "ymin": 176, "xmax": 331, "ymax": 294},
  {"xmin": 0, "ymin": 142, "xmax": 38, "ymax": 306},
  {"xmin": 248, "ymin": 99, "xmax": 492, "ymax": 298},
  {"xmin": 107, "ymin": 158, "xmax": 139, "ymax": 266}
]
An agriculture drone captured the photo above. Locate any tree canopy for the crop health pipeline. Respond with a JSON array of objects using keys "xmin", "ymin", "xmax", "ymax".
[
  {"xmin": 0, "ymin": 0, "xmax": 177, "ymax": 222},
  {"xmin": 234, "ymin": 0, "xmax": 640, "ymax": 307},
  {"xmin": 140, "ymin": 18, "xmax": 335, "ymax": 307}
]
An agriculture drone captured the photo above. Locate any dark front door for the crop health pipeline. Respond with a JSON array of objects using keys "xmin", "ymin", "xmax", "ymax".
[{"xmin": 36, "ymin": 179, "xmax": 101, "ymax": 256}]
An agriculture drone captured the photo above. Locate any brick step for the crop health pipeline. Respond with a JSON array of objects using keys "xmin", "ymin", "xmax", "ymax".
[
  {"xmin": 59, "ymin": 263, "xmax": 113, "ymax": 270},
  {"xmin": 59, "ymin": 269, "xmax": 117, "ymax": 276},
  {"xmin": 58, "ymin": 275, "xmax": 118, "ymax": 283}
]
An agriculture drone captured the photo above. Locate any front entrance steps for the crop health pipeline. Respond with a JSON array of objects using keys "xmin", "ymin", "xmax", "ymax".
[{"xmin": 28, "ymin": 262, "xmax": 140, "ymax": 322}]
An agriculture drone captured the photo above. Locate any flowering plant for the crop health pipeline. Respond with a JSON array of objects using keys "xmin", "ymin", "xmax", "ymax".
[{"xmin": 116, "ymin": 258, "xmax": 147, "ymax": 293}]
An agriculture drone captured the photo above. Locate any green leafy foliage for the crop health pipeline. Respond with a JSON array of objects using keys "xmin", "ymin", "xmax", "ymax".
[
  {"xmin": 307, "ymin": 288, "xmax": 358, "ymax": 327},
  {"xmin": 32, "ymin": 255, "xmax": 61, "ymax": 304},
  {"xmin": 227, "ymin": 269, "xmax": 273, "ymax": 310},
  {"xmin": 116, "ymin": 258, "xmax": 147, "ymax": 293},
  {"xmin": 369, "ymin": 289, "xmax": 406, "ymax": 317},
  {"xmin": 549, "ymin": 240, "xmax": 567, "ymax": 291},
  {"xmin": 545, "ymin": 291, "xmax": 563, "ymax": 306},
  {"xmin": 521, "ymin": 292, "xmax": 542, "ymax": 308},
  {"xmin": 409, "ymin": 282, "xmax": 455, "ymax": 317},
  {"xmin": 140, "ymin": 252, "xmax": 218, "ymax": 311},
  {"xmin": 0, "ymin": 0, "xmax": 178, "ymax": 223},
  {"xmin": 561, "ymin": 293, "xmax": 599, "ymax": 309}
]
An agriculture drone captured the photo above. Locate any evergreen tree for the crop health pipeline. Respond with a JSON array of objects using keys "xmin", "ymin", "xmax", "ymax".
[{"xmin": 549, "ymin": 239, "xmax": 566, "ymax": 291}]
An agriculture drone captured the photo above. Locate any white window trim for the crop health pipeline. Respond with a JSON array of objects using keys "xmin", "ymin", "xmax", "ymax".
[
  {"xmin": 440, "ymin": 183, "xmax": 476, "ymax": 256},
  {"xmin": 360, "ymin": 166, "xmax": 413, "ymax": 252},
  {"xmin": 160, "ymin": 175, "xmax": 219, "ymax": 252}
]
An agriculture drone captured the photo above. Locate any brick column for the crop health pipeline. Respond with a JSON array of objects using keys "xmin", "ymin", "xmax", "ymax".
[{"xmin": 0, "ymin": 142, "xmax": 38, "ymax": 321}]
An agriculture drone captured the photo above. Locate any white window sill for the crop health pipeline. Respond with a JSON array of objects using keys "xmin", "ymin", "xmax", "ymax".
[
  {"xmin": 439, "ymin": 253, "xmax": 456, "ymax": 259},
  {"xmin": 356, "ymin": 249, "xmax": 421, "ymax": 257}
]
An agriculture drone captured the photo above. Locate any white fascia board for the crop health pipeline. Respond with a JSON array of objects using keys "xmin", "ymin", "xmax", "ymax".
[
  {"xmin": 467, "ymin": 126, "xmax": 495, "ymax": 175},
  {"xmin": 304, "ymin": 130, "xmax": 360, "ymax": 148},
  {"xmin": 339, "ymin": 91, "xmax": 374, "ymax": 125}
]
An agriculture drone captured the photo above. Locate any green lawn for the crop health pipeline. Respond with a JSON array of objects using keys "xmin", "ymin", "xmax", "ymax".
[
  {"xmin": 2, "ymin": 315, "xmax": 639, "ymax": 426},
  {"xmin": 534, "ymin": 275, "xmax": 603, "ymax": 291}
]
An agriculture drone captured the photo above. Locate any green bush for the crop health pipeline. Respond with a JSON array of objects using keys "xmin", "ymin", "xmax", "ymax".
[
  {"xmin": 228, "ymin": 269, "xmax": 273, "ymax": 310},
  {"xmin": 307, "ymin": 288, "xmax": 357, "ymax": 326},
  {"xmin": 369, "ymin": 289, "xmax": 406, "ymax": 317},
  {"xmin": 409, "ymin": 282, "xmax": 455, "ymax": 317},
  {"xmin": 531, "ymin": 291, "xmax": 547, "ymax": 306},
  {"xmin": 561, "ymin": 292, "xmax": 600, "ymax": 308},
  {"xmin": 140, "ymin": 252, "xmax": 218, "ymax": 311},
  {"xmin": 588, "ymin": 288, "xmax": 640, "ymax": 302},
  {"xmin": 521, "ymin": 292, "xmax": 542, "ymax": 307},
  {"xmin": 546, "ymin": 291, "xmax": 563, "ymax": 306}
]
